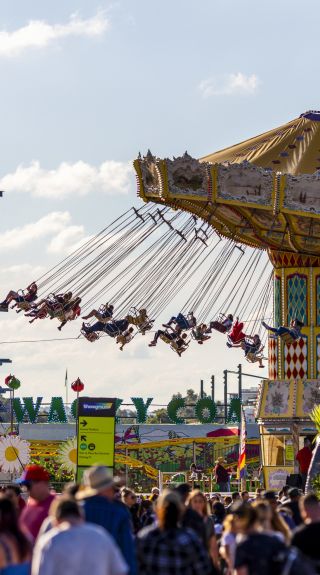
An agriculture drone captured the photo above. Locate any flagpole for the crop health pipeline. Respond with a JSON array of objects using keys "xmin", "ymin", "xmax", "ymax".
[{"xmin": 65, "ymin": 369, "xmax": 68, "ymax": 406}]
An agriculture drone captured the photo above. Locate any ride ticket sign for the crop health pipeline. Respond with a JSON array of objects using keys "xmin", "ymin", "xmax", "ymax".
[{"xmin": 76, "ymin": 397, "xmax": 116, "ymax": 480}]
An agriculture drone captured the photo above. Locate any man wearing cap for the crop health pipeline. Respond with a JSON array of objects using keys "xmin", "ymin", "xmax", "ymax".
[
  {"xmin": 77, "ymin": 466, "xmax": 136, "ymax": 575},
  {"xmin": 214, "ymin": 457, "xmax": 231, "ymax": 492},
  {"xmin": 18, "ymin": 465, "xmax": 56, "ymax": 541}
]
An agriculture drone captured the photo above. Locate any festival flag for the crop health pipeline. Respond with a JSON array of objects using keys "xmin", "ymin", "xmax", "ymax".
[{"xmin": 238, "ymin": 406, "xmax": 246, "ymax": 479}]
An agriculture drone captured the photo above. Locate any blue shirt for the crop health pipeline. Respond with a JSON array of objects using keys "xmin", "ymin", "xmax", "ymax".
[{"xmin": 82, "ymin": 495, "xmax": 136, "ymax": 575}]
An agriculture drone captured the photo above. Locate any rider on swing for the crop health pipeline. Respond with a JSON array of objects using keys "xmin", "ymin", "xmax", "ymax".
[
  {"xmin": 192, "ymin": 323, "xmax": 211, "ymax": 344},
  {"xmin": 82, "ymin": 303, "xmax": 114, "ymax": 323},
  {"xmin": 116, "ymin": 327, "xmax": 135, "ymax": 351},
  {"xmin": 0, "ymin": 282, "xmax": 38, "ymax": 311},
  {"xmin": 207, "ymin": 313, "xmax": 233, "ymax": 333},
  {"xmin": 163, "ymin": 311, "xmax": 196, "ymax": 331},
  {"xmin": 125, "ymin": 308, "xmax": 154, "ymax": 334},
  {"xmin": 226, "ymin": 318, "xmax": 246, "ymax": 347},
  {"xmin": 82, "ymin": 318, "xmax": 129, "ymax": 338},
  {"xmin": 232, "ymin": 334, "xmax": 265, "ymax": 368},
  {"xmin": 261, "ymin": 318, "xmax": 304, "ymax": 341},
  {"xmin": 26, "ymin": 292, "xmax": 73, "ymax": 323},
  {"xmin": 148, "ymin": 326, "xmax": 188, "ymax": 356}
]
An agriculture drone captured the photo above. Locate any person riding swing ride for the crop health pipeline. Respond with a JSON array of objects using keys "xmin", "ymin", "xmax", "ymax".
[
  {"xmin": 226, "ymin": 318, "xmax": 247, "ymax": 347},
  {"xmin": 0, "ymin": 282, "xmax": 38, "ymax": 312},
  {"xmin": 125, "ymin": 308, "xmax": 154, "ymax": 335},
  {"xmin": 162, "ymin": 311, "xmax": 196, "ymax": 331},
  {"xmin": 231, "ymin": 333, "xmax": 265, "ymax": 368},
  {"xmin": 82, "ymin": 303, "xmax": 114, "ymax": 323},
  {"xmin": 25, "ymin": 292, "xmax": 73, "ymax": 323},
  {"xmin": 207, "ymin": 313, "xmax": 233, "ymax": 334},
  {"xmin": 148, "ymin": 326, "xmax": 189, "ymax": 356},
  {"xmin": 81, "ymin": 318, "xmax": 129, "ymax": 342},
  {"xmin": 261, "ymin": 318, "xmax": 304, "ymax": 343},
  {"xmin": 191, "ymin": 323, "xmax": 211, "ymax": 344},
  {"xmin": 116, "ymin": 327, "xmax": 135, "ymax": 351}
]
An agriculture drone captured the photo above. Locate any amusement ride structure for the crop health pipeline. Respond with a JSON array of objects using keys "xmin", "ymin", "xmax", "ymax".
[{"xmin": 134, "ymin": 110, "xmax": 320, "ymax": 488}]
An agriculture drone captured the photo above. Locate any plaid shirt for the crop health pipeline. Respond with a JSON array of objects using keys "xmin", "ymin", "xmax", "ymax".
[{"xmin": 137, "ymin": 525, "xmax": 212, "ymax": 575}]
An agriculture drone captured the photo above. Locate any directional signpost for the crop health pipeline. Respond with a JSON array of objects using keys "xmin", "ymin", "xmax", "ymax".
[{"xmin": 76, "ymin": 397, "xmax": 116, "ymax": 481}]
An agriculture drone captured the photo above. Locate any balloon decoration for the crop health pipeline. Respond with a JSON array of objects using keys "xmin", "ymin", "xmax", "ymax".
[
  {"xmin": 4, "ymin": 375, "xmax": 21, "ymax": 391},
  {"xmin": 71, "ymin": 378, "xmax": 84, "ymax": 393}
]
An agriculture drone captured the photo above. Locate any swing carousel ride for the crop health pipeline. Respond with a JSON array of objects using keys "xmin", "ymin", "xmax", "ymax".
[{"xmin": 2, "ymin": 110, "xmax": 320, "ymax": 486}]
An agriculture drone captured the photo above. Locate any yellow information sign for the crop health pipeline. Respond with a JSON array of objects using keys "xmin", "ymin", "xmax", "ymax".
[{"xmin": 76, "ymin": 397, "xmax": 116, "ymax": 478}]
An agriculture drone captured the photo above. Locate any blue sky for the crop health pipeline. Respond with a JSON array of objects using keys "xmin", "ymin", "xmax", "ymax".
[{"xmin": 0, "ymin": 0, "xmax": 317, "ymax": 403}]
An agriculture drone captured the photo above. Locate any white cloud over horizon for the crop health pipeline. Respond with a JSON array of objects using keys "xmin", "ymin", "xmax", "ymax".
[
  {"xmin": 0, "ymin": 160, "xmax": 134, "ymax": 199},
  {"xmin": 199, "ymin": 72, "xmax": 260, "ymax": 98},
  {"xmin": 0, "ymin": 211, "xmax": 87, "ymax": 253},
  {"xmin": 0, "ymin": 11, "xmax": 109, "ymax": 58}
]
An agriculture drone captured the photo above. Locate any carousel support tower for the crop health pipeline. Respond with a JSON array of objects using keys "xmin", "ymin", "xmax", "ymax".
[{"xmin": 134, "ymin": 110, "xmax": 320, "ymax": 488}]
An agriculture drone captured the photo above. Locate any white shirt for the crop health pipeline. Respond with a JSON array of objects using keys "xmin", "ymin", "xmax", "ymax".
[{"xmin": 32, "ymin": 522, "xmax": 128, "ymax": 575}]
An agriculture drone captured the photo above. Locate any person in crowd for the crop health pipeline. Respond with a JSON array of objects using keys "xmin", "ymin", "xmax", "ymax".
[
  {"xmin": 174, "ymin": 484, "xmax": 207, "ymax": 543},
  {"xmin": 263, "ymin": 490, "xmax": 295, "ymax": 531},
  {"xmin": 18, "ymin": 465, "xmax": 56, "ymax": 541},
  {"xmin": 82, "ymin": 303, "xmax": 114, "ymax": 322},
  {"xmin": 149, "ymin": 487, "xmax": 159, "ymax": 503},
  {"xmin": 139, "ymin": 500, "xmax": 156, "ymax": 529},
  {"xmin": 163, "ymin": 311, "xmax": 196, "ymax": 331},
  {"xmin": 254, "ymin": 488, "xmax": 263, "ymax": 500},
  {"xmin": 284, "ymin": 487, "xmax": 303, "ymax": 526},
  {"xmin": 241, "ymin": 491, "xmax": 250, "ymax": 503},
  {"xmin": 187, "ymin": 489, "xmax": 219, "ymax": 569},
  {"xmin": 137, "ymin": 490, "xmax": 212, "ymax": 575},
  {"xmin": 77, "ymin": 466, "xmax": 136, "ymax": 575},
  {"xmin": 233, "ymin": 502, "xmax": 288, "ymax": 575},
  {"xmin": 252, "ymin": 500, "xmax": 290, "ymax": 543},
  {"xmin": 0, "ymin": 496, "xmax": 31, "ymax": 572},
  {"xmin": 279, "ymin": 485, "xmax": 290, "ymax": 503},
  {"xmin": 121, "ymin": 488, "xmax": 141, "ymax": 534},
  {"xmin": 4, "ymin": 485, "xmax": 26, "ymax": 515},
  {"xmin": 262, "ymin": 318, "xmax": 304, "ymax": 341},
  {"xmin": 0, "ymin": 282, "xmax": 38, "ymax": 311},
  {"xmin": 291, "ymin": 493, "xmax": 320, "ymax": 573},
  {"xmin": 224, "ymin": 495, "xmax": 232, "ymax": 508},
  {"xmin": 296, "ymin": 437, "xmax": 313, "ymax": 490},
  {"xmin": 211, "ymin": 500, "xmax": 226, "ymax": 537},
  {"xmin": 32, "ymin": 497, "xmax": 127, "ymax": 575},
  {"xmin": 220, "ymin": 513, "xmax": 237, "ymax": 575},
  {"xmin": 214, "ymin": 457, "xmax": 231, "ymax": 492}
]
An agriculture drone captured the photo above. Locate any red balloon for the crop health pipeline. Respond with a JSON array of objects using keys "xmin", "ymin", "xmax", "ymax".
[{"xmin": 71, "ymin": 377, "xmax": 84, "ymax": 392}]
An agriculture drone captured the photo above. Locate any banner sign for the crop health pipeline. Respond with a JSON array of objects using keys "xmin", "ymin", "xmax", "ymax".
[{"xmin": 77, "ymin": 397, "xmax": 116, "ymax": 479}]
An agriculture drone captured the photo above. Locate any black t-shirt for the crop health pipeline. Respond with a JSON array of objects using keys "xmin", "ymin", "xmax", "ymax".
[
  {"xmin": 292, "ymin": 522, "xmax": 320, "ymax": 571},
  {"xmin": 234, "ymin": 532, "xmax": 287, "ymax": 575}
]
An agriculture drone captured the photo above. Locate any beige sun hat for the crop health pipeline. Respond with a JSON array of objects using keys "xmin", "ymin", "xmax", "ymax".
[
  {"xmin": 76, "ymin": 466, "xmax": 115, "ymax": 499},
  {"xmin": 215, "ymin": 456, "xmax": 227, "ymax": 464}
]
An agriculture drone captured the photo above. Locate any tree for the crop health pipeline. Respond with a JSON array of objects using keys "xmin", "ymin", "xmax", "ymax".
[{"xmin": 146, "ymin": 408, "xmax": 170, "ymax": 424}]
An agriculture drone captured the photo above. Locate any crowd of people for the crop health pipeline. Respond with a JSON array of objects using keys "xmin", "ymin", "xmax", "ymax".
[{"xmin": 0, "ymin": 464, "xmax": 317, "ymax": 574}]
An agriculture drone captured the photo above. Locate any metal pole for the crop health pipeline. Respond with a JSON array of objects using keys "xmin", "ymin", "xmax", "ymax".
[
  {"xmin": 223, "ymin": 370, "xmax": 228, "ymax": 423},
  {"xmin": 200, "ymin": 379, "xmax": 204, "ymax": 399},
  {"xmin": 211, "ymin": 375, "xmax": 215, "ymax": 402},
  {"xmin": 238, "ymin": 363, "xmax": 242, "ymax": 402}
]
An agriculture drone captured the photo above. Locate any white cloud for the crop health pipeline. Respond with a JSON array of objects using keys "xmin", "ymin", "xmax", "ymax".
[
  {"xmin": 47, "ymin": 226, "xmax": 90, "ymax": 255},
  {"xmin": 0, "ymin": 160, "xmax": 133, "ymax": 199},
  {"xmin": 0, "ymin": 11, "xmax": 109, "ymax": 58},
  {"xmin": 0, "ymin": 212, "xmax": 73, "ymax": 250},
  {"xmin": 199, "ymin": 73, "xmax": 259, "ymax": 98}
]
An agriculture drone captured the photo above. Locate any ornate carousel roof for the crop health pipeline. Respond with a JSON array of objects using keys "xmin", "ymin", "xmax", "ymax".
[{"xmin": 134, "ymin": 111, "xmax": 320, "ymax": 257}]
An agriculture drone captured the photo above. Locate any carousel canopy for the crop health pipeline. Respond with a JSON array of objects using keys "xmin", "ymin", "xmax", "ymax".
[{"xmin": 134, "ymin": 111, "xmax": 320, "ymax": 257}]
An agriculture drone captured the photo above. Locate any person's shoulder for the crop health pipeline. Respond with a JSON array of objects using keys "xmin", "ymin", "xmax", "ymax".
[
  {"xmin": 35, "ymin": 526, "xmax": 61, "ymax": 550},
  {"xmin": 79, "ymin": 522, "xmax": 117, "ymax": 544},
  {"xmin": 137, "ymin": 524, "xmax": 159, "ymax": 540}
]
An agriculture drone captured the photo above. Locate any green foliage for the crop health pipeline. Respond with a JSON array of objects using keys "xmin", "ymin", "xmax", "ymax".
[
  {"xmin": 146, "ymin": 408, "xmax": 170, "ymax": 424},
  {"xmin": 195, "ymin": 398, "xmax": 217, "ymax": 424},
  {"xmin": 167, "ymin": 398, "xmax": 186, "ymax": 424},
  {"xmin": 227, "ymin": 397, "xmax": 241, "ymax": 423},
  {"xmin": 48, "ymin": 397, "xmax": 67, "ymax": 423},
  {"xmin": 13, "ymin": 397, "xmax": 43, "ymax": 423}
]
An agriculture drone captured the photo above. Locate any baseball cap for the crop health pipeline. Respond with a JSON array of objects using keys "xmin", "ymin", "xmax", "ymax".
[{"xmin": 17, "ymin": 465, "xmax": 50, "ymax": 485}]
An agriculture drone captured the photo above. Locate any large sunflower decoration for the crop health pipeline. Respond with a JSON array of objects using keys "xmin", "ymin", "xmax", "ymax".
[
  {"xmin": 0, "ymin": 436, "xmax": 30, "ymax": 473},
  {"xmin": 57, "ymin": 437, "xmax": 77, "ymax": 474}
]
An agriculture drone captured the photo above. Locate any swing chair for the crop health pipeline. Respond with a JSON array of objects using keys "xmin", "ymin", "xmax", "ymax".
[
  {"xmin": 81, "ymin": 323, "xmax": 100, "ymax": 342},
  {"xmin": 209, "ymin": 313, "xmax": 233, "ymax": 334},
  {"xmin": 159, "ymin": 333, "xmax": 189, "ymax": 356},
  {"xmin": 12, "ymin": 290, "xmax": 35, "ymax": 313},
  {"xmin": 246, "ymin": 344, "xmax": 266, "ymax": 364},
  {"xmin": 126, "ymin": 307, "xmax": 154, "ymax": 334}
]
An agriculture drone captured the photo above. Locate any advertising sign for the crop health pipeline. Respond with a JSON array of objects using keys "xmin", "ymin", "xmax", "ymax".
[{"xmin": 77, "ymin": 397, "xmax": 116, "ymax": 480}]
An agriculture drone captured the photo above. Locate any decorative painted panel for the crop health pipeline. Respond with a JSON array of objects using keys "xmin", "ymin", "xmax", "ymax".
[
  {"xmin": 316, "ymin": 276, "xmax": 320, "ymax": 326},
  {"xmin": 284, "ymin": 336, "xmax": 308, "ymax": 380},
  {"xmin": 286, "ymin": 274, "xmax": 307, "ymax": 325},
  {"xmin": 274, "ymin": 275, "xmax": 281, "ymax": 328},
  {"xmin": 268, "ymin": 336, "xmax": 278, "ymax": 380}
]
